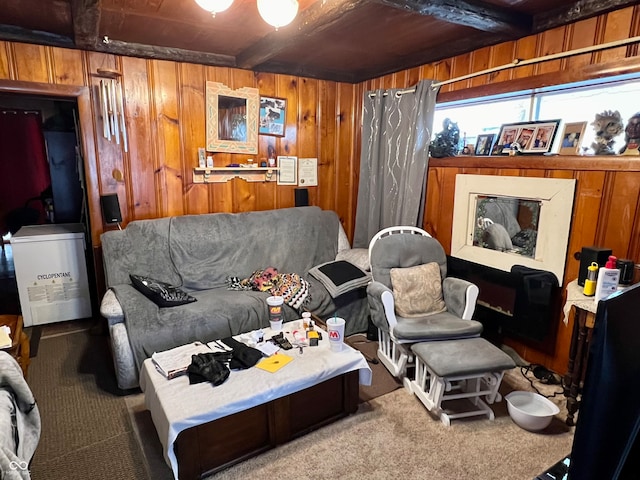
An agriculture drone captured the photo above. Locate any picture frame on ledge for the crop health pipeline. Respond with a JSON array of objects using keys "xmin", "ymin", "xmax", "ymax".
[
  {"xmin": 558, "ymin": 121, "xmax": 587, "ymax": 155},
  {"xmin": 496, "ymin": 120, "xmax": 561, "ymax": 154},
  {"xmin": 259, "ymin": 96, "xmax": 286, "ymax": 137},
  {"xmin": 475, "ymin": 134, "xmax": 495, "ymax": 156}
]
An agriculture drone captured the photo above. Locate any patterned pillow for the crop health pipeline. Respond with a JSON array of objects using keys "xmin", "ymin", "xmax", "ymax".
[
  {"xmin": 390, "ymin": 262, "xmax": 446, "ymax": 318},
  {"xmin": 130, "ymin": 274, "xmax": 197, "ymax": 308}
]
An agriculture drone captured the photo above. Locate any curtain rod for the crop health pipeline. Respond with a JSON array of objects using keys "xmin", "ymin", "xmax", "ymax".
[
  {"xmin": 368, "ymin": 34, "xmax": 640, "ymax": 97},
  {"xmin": 1, "ymin": 109, "xmax": 40, "ymax": 114}
]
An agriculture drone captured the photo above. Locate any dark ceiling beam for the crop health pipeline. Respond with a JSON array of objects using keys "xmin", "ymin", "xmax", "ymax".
[
  {"xmin": 70, "ymin": 0, "xmax": 101, "ymax": 48},
  {"xmin": 534, "ymin": 0, "xmax": 640, "ymax": 33},
  {"xmin": 0, "ymin": 24, "xmax": 75, "ymax": 49},
  {"xmin": 236, "ymin": 0, "xmax": 368, "ymax": 69},
  {"xmin": 92, "ymin": 38, "xmax": 236, "ymax": 68},
  {"xmin": 374, "ymin": 0, "xmax": 531, "ymax": 36}
]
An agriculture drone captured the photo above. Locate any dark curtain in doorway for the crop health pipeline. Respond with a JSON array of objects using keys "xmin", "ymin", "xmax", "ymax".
[{"xmin": 0, "ymin": 110, "xmax": 51, "ymax": 237}]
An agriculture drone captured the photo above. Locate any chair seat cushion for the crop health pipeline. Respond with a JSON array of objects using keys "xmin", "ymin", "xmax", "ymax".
[
  {"xmin": 392, "ymin": 311, "xmax": 483, "ymax": 341},
  {"xmin": 411, "ymin": 337, "xmax": 516, "ymax": 377}
]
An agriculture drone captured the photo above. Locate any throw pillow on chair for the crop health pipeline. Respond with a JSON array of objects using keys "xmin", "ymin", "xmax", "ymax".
[{"xmin": 390, "ymin": 262, "xmax": 447, "ymax": 317}]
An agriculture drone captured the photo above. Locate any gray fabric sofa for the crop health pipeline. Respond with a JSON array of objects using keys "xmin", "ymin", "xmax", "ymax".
[{"xmin": 100, "ymin": 206, "xmax": 370, "ymax": 389}]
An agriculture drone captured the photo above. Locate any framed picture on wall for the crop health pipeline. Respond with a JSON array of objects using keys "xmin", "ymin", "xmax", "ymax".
[
  {"xmin": 558, "ymin": 121, "xmax": 587, "ymax": 155},
  {"xmin": 496, "ymin": 120, "xmax": 561, "ymax": 154},
  {"xmin": 474, "ymin": 134, "xmax": 495, "ymax": 156},
  {"xmin": 259, "ymin": 96, "xmax": 286, "ymax": 137}
]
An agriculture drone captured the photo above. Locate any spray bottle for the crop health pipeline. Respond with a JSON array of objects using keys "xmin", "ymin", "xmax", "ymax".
[{"xmin": 594, "ymin": 255, "xmax": 621, "ymax": 302}]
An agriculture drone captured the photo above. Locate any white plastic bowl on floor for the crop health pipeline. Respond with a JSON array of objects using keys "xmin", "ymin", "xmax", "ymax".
[{"xmin": 505, "ymin": 391, "xmax": 560, "ymax": 431}]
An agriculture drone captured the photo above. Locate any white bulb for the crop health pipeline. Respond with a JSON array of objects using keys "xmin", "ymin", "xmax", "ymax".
[
  {"xmin": 257, "ymin": 0, "xmax": 299, "ymax": 29},
  {"xmin": 195, "ymin": 0, "xmax": 234, "ymax": 15}
]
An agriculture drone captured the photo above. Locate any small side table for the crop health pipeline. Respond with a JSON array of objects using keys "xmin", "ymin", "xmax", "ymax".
[
  {"xmin": 0, "ymin": 314, "xmax": 30, "ymax": 377},
  {"xmin": 562, "ymin": 280, "xmax": 597, "ymax": 426}
]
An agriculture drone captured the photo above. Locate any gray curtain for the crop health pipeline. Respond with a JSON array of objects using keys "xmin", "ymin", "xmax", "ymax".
[{"xmin": 353, "ymin": 80, "xmax": 439, "ymax": 248}]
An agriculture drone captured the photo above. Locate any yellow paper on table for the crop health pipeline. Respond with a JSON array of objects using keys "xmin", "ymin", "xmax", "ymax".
[{"xmin": 255, "ymin": 353, "xmax": 293, "ymax": 373}]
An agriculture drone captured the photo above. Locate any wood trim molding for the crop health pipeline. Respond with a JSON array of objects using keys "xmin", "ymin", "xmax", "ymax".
[
  {"xmin": 0, "ymin": 79, "xmax": 85, "ymax": 97},
  {"xmin": 429, "ymin": 155, "xmax": 640, "ymax": 171}
]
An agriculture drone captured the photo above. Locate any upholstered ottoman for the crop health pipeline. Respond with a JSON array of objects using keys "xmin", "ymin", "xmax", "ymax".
[{"xmin": 410, "ymin": 338, "xmax": 516, "ymax": 425}]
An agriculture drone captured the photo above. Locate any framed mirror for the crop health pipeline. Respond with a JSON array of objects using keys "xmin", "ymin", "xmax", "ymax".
[
  {"xmin": 451, "ymin": 174, "xmax": 576, "ymax": 284},
  {"xmin": 206, "ymin": 82, "xmax": 259, "ymax": 154}
]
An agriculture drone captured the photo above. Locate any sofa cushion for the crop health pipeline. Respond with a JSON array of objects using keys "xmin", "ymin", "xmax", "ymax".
[
  {"xmin": 390, "ymin": 262, "xmax": 446, "ymax": 318},
  {"xmin": 169, "ymin": 206, "xmax": 339, "ymax": 290},
  {"xmin": 335, "ymin": 248, "xmax": 370, "ymax": 271},
  {"xmin": 101, "ymin": 217, "xmax": 182, "ymax": 287},
  {"xmin": 130, "ymin": 274, "xmax": 196, "ymax": 308}
]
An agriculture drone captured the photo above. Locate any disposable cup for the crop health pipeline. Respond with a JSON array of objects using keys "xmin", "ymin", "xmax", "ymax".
[
  {"xmin": 269, "ymin": 319, "xmax": 283, "ymax": 331},
  {"xmin": 266, "ymin": 296, "xmax": 284, "ymax": 330},
  {"xmin": 326, "ymin": 317, "xmax": 346, "ymax": 352}
]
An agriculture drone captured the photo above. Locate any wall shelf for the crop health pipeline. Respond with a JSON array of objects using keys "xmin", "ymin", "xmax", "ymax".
[{"xmin": 193, "ymin": 166, "xmax": 279, "ymax": 183}]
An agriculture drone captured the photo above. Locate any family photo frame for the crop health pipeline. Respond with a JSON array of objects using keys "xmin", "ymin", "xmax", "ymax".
[
  {"xmin": 495, "ymin": 120, "xmax": 561, "ymax": 154},
  {"xmin": 474, "ymin": 134, "xmax": 495, "ymax": 156},
  {"xmin": 558, "ymin": 121, "xmax": 587, "ymax": 155},
  {"xmin": 259, "ymin": 96, "xmax": 286, "ymax": 137}
]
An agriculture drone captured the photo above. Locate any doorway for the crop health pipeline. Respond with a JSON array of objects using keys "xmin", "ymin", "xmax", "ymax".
[{"xmin": 0, "ymin": 92, "xmax": 92, "ymax": 317}]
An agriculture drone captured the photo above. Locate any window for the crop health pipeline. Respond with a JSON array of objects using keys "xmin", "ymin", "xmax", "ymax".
[{"xmin": 433, "ymin": 73, "xmax": 640, "ymax": 154}]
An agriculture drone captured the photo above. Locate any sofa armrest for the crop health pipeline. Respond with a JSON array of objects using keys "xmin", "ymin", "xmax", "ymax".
[
  {"xmin": 100, "ymin": 289, "xmax": 124, "ymax": 326},
  {"xmin": 100, "ymin": 288, "xmax": 141, "ymax": 389},
  {"xmin": 442, "ymin": 277, "xmax": 479, "ymax": 320}
]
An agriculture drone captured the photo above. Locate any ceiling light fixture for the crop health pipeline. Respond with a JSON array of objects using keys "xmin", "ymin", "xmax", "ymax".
[
  {"xmin": 257, "ymin": 0, "xmax": 299, "ymax": 30},
  {"xmin": 194, "ymin": 0, "xmax": 298, "ymax": 29},
  {"xmin": 195, "ymin": 0, "xmax": 234, "ymax": 17}
]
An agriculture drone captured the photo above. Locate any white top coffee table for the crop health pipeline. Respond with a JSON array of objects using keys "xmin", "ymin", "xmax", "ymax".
[{"xmin": 140, "ymin": 324, "xmax": 371, "ymax": 479}]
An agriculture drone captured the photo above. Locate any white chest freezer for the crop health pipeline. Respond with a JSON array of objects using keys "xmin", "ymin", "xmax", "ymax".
[{"xmin": 10, "ymin": 223, "xmax": 92, "ymax": 327}]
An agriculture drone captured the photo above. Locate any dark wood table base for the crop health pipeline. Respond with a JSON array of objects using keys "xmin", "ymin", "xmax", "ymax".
[
  {"xmin": 563, "ymin": 306, "xmax": 595, "ymax": 426},
  {"xmin": 174, "ymin": 370, "xmax": 359, "ymax": 480}
]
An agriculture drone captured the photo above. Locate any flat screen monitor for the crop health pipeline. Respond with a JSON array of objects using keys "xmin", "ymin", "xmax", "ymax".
[{"xmin": 540, "ymin": 283, "xmax": 640, "ymax": 479}]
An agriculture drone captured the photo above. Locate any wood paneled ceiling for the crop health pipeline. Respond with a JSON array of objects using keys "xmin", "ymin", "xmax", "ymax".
[{"xmin": 0, "ymin": 0, "xmax": 636, "ymax": 83}]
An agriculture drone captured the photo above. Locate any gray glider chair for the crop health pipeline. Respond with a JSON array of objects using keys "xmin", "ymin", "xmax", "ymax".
[{"xmin": 366, "ymin": 226, "xmax": 482, "ymax": 386}]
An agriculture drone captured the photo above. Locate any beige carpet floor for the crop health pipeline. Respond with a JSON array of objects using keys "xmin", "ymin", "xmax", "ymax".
[
  {"xmin": 27, "ymin": 323, "xmax": 573, "ymax": 480},
  {"xmin": 128, "ymin": 350, "xmax": 572, "ymax": 480}
]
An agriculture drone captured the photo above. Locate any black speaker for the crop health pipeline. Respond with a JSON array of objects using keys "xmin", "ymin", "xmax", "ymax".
[
  {"xmin": 617, "ymin": 258, "xmax": 635, "ymax": 285},
  {"xmin": 294, "ymin": 188, "xmax": 309, "ymax": 207},
  {"xmin": 578, "ymin": 246, "xmax": 612, "ymax": 286},
  {"xmin": 100, "ymin": 194, "xmax": 122, "ymax": 224}
]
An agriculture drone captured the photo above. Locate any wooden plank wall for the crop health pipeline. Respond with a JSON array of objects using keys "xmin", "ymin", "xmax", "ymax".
[
  {"xmin": 1, "ymin": 6, "xmax": 640, "ymax": 372},
  {"xmin": 362, "ymin": 6, "xmax": 640, "ymax": 93},
  {"xmin": 0, "ymin": 42, "xmax": 361, "ymax": 250},
  {"xmin": 361, "ymin": 5, "xmax": 640, "ymax": 373}
]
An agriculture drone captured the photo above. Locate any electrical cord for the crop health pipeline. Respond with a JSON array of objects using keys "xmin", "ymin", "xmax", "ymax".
[{"xmin": 520, "ymin": 364, "xmax": 565, "ymax": 399}]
